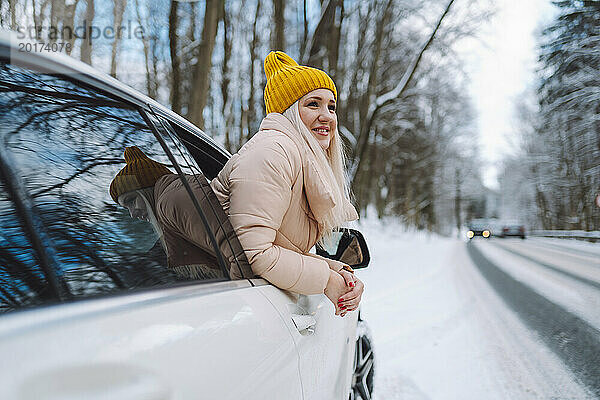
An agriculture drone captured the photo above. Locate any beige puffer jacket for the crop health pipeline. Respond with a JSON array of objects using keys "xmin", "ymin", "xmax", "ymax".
[{"xmin": 210, "ymin": 113, "xmax": 358, "ymax": 294}]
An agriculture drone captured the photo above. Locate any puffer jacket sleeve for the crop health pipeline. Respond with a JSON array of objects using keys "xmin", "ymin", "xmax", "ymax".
[
  {"xmin": 225, "ymin": 134, "xmax": 331, "ymax": 295},
  {"xmin": 305, "ymin": 252, "xmax": 346, "ymax": 272}
]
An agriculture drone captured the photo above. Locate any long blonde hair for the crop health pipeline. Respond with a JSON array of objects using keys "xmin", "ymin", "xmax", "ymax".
[{"xmin": 282, "ymin": 101, "xmax": 351, "ymax": 242}]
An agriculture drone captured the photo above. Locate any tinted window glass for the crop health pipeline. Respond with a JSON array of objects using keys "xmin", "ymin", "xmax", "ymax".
[
  {"xmin": 0, "ymin": 180, "xmax": 54, "ymax": 313},
  {"xmin": 0, "ymin": 61, "xmax": 226, "ymax": 300},
  {"xmin": 163, "ymin": 119, "xmax": 228, "ymax": 180}
]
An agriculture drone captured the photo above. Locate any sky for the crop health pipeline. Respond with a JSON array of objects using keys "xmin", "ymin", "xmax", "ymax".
[{"xmin": 457, "ymin": 0, "xmax": 557, "ymax": 190}]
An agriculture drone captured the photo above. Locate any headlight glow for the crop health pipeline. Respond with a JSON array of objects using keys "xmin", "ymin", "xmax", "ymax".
[
  {"xmin": 467, "ymin": 231, "xmax": 474, "ymax": 238},
  {"xmin": 482, "ymin": 230, "xmax": 490, "ymax": 238}
]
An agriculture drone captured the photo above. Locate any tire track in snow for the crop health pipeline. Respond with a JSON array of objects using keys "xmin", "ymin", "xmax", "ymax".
[
  {"xmin": 467, "ymin": 243, "xmax": 600, "ymax": 397},
  {"xmin": 492, "ymin": 241, "xmax": 600, "ymax": 291},
  {"xmin": 528, "ymin": 239, "xmax": 600, "ymax": 260}
]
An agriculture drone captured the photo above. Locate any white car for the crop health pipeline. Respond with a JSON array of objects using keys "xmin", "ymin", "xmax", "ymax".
[{"xmin": 0, "ymin": 32, "xmax": 374, "ymax": 400}]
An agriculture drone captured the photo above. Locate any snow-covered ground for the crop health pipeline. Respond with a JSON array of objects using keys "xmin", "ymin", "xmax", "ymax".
[{"xmin": 354, "ymin": 217, "xmax": 596, "ymax": 399}]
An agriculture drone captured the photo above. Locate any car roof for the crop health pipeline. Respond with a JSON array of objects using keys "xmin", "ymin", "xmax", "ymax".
[{"xmin": 0, "ymin": 29, "xmax": 230, "ymax": 160}]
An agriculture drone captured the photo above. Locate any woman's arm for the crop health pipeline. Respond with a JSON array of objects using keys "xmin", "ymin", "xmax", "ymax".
[{"xmin": 305, "ymin": 252, "xmax": 346, "ymax": 272}]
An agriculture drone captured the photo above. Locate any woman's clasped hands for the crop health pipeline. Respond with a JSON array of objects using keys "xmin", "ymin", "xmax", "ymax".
[{"xmin": 324, "ymin": 268, "xmax": 364, "ymax": 317}]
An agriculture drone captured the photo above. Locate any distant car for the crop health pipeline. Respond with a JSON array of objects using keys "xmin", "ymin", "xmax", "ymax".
[
  {"xmin": 502, "ymin": 223, "xmax": 526, "ymax": 239},
  {"xmin": 0, "ymin": 32, "xmax": 375, "ymax": 400},
  {"xmin": 467, "ymin": 219, "xmax": 491, "ymax": 240}
]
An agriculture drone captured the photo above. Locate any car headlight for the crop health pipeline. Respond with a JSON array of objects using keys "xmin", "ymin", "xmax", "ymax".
[
  {"xmin": 467, "ymin": 231, "xmax": 474, "ymax": 238},
  {"xmin": 482, "ymin": 230, "xmax": 490, "ymax": 238}
]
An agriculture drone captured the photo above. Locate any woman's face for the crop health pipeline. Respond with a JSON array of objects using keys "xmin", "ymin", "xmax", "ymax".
[
  {"xmin": 118, "ymin": 191, "xmax": 149, "ymax": 222},
  {"xmin": 298, "ymin": 88, "xmax": 337, "ymax": 150}
]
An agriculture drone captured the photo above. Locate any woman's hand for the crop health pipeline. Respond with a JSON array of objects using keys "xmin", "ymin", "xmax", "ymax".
[
  {"xmin": 337, "ymin": 277, "xmax": 364, "ymax": 316},
  {"xmin": 324, "ymin": 270, "xmax": 350, "ymax": 315},
  {"xmin": 339, "ymin": 268, "xmax": 356, "ymax": 289}
]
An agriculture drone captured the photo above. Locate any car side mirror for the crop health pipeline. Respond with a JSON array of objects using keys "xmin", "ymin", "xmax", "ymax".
[{"xmin": 316, "ymin": 228, "xmax": 371, "ymax": 269}]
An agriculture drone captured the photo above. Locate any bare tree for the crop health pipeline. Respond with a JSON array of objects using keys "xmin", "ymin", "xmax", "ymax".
[
  {"xmin": 133, "ymin": 0, "xmax": 156, "ymax": 97},
  {"xmin": 243, "ymin": 0, "xmax": 262, "ymax": 147},
  {"xmin": 305, "ymin": 0, "xmax": 344, "ymax": 79},
  {"xmin": 110, "ymin": 0, "xmax": 127, "ymax": 78},
  {"xmin": 187, "ymin": 0, "xmax": 220, "ymax": 129},
  {"xmin": 221, "ymin": 1, "xmax": 233, "ymax": 151},
  {"xmin": 272, "ymin": 0, "xmax": 285, "ymax": 50},
  {"xmin": 62, "ymin": 0, "xmax": 78, "ymax": 55},
  {"xmin": 79, "ymin": 0, "xmax": 95, "ymax": 65},
  {"xmin": 168, "ymin": 0, "xmax": 181, "ymax": 113},
  {"xmin": 350, "ymin": 0, "xmax": 456, "ymax": 191}
]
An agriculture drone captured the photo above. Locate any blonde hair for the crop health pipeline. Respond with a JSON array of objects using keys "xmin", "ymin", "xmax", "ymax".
[{"xmin": 282, "ymin": 101, "xmax": 351, "ymax": 243}]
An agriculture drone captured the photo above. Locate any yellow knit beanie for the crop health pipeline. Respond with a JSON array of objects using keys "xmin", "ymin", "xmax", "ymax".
[
  {"xmin": 109, "ymin": 146, "xmax": 172, "ymax": 203},
  {"xmin": 264, "ymin": 51, "xmax": 337, "ymax": 114}
]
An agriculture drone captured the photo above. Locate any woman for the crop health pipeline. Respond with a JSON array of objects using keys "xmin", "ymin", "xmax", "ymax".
[{"xmin": 210, "ymin": 51, "xmax": 364, "ymax": 315}]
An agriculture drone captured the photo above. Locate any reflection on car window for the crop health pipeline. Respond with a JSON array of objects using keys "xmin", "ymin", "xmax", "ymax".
[
  {"xmin": 0, "ymin": 181, "xmax": 54, "ymax": 313},
  {"xmin": 147, "ymin": 114, "xmax": 253, "ymax": 280},
  {"xmin": 0, "ymin": 60, "xmax": 226, "ymax": 301}
]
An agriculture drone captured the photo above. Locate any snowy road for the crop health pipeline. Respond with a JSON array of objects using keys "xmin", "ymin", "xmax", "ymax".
[{"xmin": 356, "ymin": 220, "xmax": 600, "ymax": 399}]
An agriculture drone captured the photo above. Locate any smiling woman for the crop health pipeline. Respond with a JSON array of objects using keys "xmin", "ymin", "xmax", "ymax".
[{"xmin": 210, "ymin": 51, "xmax": 365, "ymax": 315}]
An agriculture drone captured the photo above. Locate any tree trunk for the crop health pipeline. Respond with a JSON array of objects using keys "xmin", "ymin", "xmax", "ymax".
[
  {"xmin": 80, "ymin": 0, "xmax": 95, "ymax": 65},
  {"xmin": 306, "ymin": 0, "xmax": 343, "ymax": 77},
  {"xmin": 187, "ymin": 0, "xmax": 219, "ymax": 130},
  {"xmin": 63, "ymin": 0, "xmax": 79, "ymax": 55},
  {"xmin": 110, "ymin": 0, "xmax": 127, "ymax": 78},
  {"xmin": 133, "ymin": 0, "xmax": 155, "ymax": 97},
  {"xmin": 299, "ymin": 0, "xmax": 308, "ymax": 60},
  {"xmin": 50, "ymin": 0, "xmax": 65, "ymax": 43},
  {"xmin": 168, "ymin": 0, "xmax": 181, "ymax": 113},
  {"xmin": 9, "ymin": 0, "xmax": 17, "ymax": 29},
  {"xmin": 454, "ymin": 168, "xmax": 461, "ymax": 237},
  {"xmin": 31, "ymin": 0, "xmax": 40, "ymax": 32},
  {"xmin": 244, "ymin": 0, "xmax": 262, "ymax": 146},
  {"xmin": 272, "ymin": 0, "xmax": 285, "ymax": 51},
  {"xmin": 221, "ymin": 1, "xmax": 232, "ymax": 151}
]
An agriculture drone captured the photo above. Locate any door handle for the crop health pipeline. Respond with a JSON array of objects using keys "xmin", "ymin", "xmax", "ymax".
[{"xmin": 291, "ymin": 314, "xmax": 316, "ymax": 335}]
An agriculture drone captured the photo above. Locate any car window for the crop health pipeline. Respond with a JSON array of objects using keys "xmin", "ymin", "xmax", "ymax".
[
  {"xmin": 0, "ymin": 179, "xmax": 55, "ymax": 313},
  {"xmin": 143, "ymin": 112, "xmax": 253, "ymax": 279},
  {"xmin": 158, "ymin": 118, "xmax": 228, "ymax": 180},
  {"xmin": 0, "ymin": 60, "xmax": 228, "ymax": 302}
]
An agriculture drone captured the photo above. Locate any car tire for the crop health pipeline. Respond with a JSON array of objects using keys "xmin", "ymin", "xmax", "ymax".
[{"xmin": 349, "ymin": 317, "xmax": 375, "ymax": 400}]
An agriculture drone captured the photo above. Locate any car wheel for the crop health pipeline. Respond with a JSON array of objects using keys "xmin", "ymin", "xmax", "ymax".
[{"xmin": 350, "ymin": 318, "xmax": 375, "ymax": 400}]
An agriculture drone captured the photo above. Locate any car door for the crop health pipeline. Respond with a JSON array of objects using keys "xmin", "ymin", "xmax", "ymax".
[
  {"xmin": 254, "ymin": 281, "xmax": 357, "ymax": 400},
  {"xmin": 0, "ymin": 58, "xmax": 302, "ymax": 399}
]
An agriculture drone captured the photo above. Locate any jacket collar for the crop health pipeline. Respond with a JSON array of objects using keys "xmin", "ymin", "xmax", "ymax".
[{"xmin": 259, "ymin": 113, "xmax": 358, "ymax": 224}]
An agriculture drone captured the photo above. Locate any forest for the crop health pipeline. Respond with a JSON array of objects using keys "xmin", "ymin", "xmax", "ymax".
[
  {"xmin": 498, "ymin": 0, "xmax": 600, "ymax": 232},
  {"xmin": 1, "ymin": 0, "xmax": 598, "ymax": 233}
]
